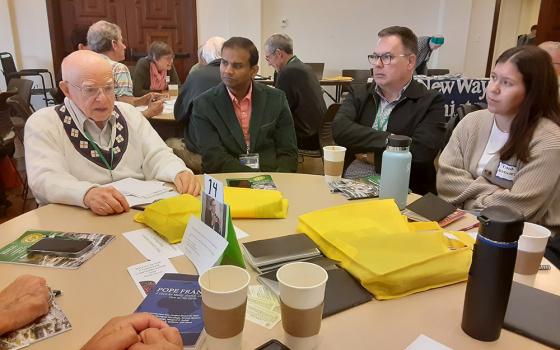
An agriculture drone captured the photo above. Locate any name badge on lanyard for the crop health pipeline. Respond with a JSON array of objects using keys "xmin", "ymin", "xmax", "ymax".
[
  {"xmin": 240, "ymin": 153, "xmax": 260, "ymax": 169},
  {"xmin": 496, "ymin": 162, "xmax": 517, "ymax": 181}
]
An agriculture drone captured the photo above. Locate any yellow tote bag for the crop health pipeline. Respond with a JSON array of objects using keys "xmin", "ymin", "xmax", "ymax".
[
  {"xmin": 224, "ymin": 187, "xmax": 288, "ymax": 219},
  {"xmin": 297, "ymin": 199, "xmax": 474, "ymax": 300},
  {"xmin": 134, "ymin": 194, "xmax": 201, "ymax": 243}
]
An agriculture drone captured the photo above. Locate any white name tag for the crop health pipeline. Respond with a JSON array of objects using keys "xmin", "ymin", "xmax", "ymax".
[{"xmin": 496, "ymin": 162, "xmax": 517, "ymax": 181}]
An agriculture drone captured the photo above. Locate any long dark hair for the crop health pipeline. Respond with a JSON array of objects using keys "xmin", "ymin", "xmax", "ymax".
[{"xmin": 495, "ymin": 46, "xmax": 560, "ymax": 162}]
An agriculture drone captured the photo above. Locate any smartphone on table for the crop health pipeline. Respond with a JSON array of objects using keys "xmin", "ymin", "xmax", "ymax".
[
  {"xmin": 254, "ymin": 339, "xmax": 290, "ymax": 350},
  {"xmin": 26, "ymin": 237, "xmax": 93, "ymax": 258}
]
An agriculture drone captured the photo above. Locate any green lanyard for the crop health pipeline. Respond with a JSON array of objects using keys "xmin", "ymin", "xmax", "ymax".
[
  {"xmin": 374, "ymin": 103, "xmax": 390, "ymax": 131},
  {"xmin": 84, "ymin": 130, "xmax": 114, "ymax": 181}
]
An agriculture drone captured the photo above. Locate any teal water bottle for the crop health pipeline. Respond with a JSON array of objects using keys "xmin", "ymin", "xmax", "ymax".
[{"xmin": 379, "ymin": 135, "xmax": 412, "ymax": 209}]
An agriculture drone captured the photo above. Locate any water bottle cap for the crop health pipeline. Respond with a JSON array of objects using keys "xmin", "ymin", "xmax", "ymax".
[
  {"xmin": 387, "ymin": 135, "xmax": 412, "ymax": 147},
  {"xmin": 477, "ymin": 206, "xmax": 524, "ymax": 243}
]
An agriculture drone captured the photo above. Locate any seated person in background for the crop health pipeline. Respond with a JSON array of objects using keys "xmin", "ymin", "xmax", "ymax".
[
  {"xmin": 87, "ymin": 20, "xmax": 164, "ymax": 118},
  {"xmin": 517, "ymin": 25, "xmax": 537, "ymax": 47},
  {"xmin": 25, "ymin": 50, "xmax": 200, "ymax": 216},
  {"xmin": 415, "ymin": 35, "xmax": 444, "ymax": 75},
  {"xmin": 0, "ymin": 275, "xmax": 50, "ymax": 336},
  {"xmin": 0, "ymin": 275, "xmax": 182, "ymax": 349},
  {"xmin": 133, "ymin": 41, "xmax": 180, "ymax": 97},
  {"xmin": 332, "ymin": 26, "xmax": 445, "ymax": 195},
  {"xmin": 263, "ymin": 33, "xmax": 326, "ymax": 150},
  {"xmin": 437, "ymin": 46, "xmax": 560, "ymax": 232},
  {"xmin": 190, "ymin": 37, "xmax": 298, "ymax": 173},
  {"xmin": 174, "ymin": 36, "xmax": 225, "ymax": 145}
]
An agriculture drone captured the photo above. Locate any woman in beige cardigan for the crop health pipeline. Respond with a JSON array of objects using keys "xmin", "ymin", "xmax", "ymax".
[{"xmin": 437, "ymin": 46, "xmax": 560, "ymax": 232}]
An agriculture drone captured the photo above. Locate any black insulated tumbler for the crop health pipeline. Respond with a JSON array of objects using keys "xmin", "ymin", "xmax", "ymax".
[{"xmin": 461, "ymin": 206, "xmax": 524, "ymax": 341}]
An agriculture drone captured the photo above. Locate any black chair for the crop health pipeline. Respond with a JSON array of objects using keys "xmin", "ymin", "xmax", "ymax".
[
  {"xmin": 0, "ymin": 90, "xmax": 18, "ymax": 216},
  {"xmin": 7, "ymin": 78, "xmax": 34, "ymax": 112},
  {"xmin": 341, "ymin": 69, "xmax": 371, "ymax": 95},
  {"xmin": 441, "ymin": 102, "xmax": 487, "ymax": 150},
  {"xmin": 297, "ymin": 103, "xmax": 342, "ymax": 161},
  {"xmin": 0, "ymin": 52, "xmax": 54, "ymax": 107},
  {"xmin": 7, "ymin": 94, "xmax": 33, "ymax": 142}
]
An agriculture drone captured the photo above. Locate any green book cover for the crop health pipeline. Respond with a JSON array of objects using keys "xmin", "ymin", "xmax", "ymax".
[
  {"xmin": 0, "ymin": 229, "xmax": 114, "ymax": 269},
  {"xmin": 226, "ymin": 175, "xmax": 277, "ymax": 190}
]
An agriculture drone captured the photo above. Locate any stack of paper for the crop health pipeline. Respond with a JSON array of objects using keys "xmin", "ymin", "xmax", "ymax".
[
  {"xmin": 246, "ymin": 285, "xmax": 281, "ymax": 329},
  {"xmin": 106, "ymin": 177, "xmax": 178, "ymax": 207},
  {"xmin": 163, "ymin": 98, "xmax": 176, "ymax": 113}
]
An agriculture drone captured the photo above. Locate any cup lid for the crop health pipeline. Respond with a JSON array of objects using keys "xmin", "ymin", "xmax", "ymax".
[
  {"xmin": 478, "ymin": 206, "xmax": 524, "ymax": 243},
  {"xmin": 387, "ymin": 135, "xmax": 412, "ymax": 147}
]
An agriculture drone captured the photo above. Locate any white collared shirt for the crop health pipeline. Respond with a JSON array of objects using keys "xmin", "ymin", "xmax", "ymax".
[{"xmin": 65, "ymin": 97, "xmax": 117, "ymax": 150}]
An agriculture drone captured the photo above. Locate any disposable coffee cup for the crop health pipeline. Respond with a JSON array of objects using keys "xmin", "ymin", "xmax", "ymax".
[
  {"xmin": 514, "ymin": 222, "xmax": 551, "ymax": 275},
  {"xmin": 323, "ymin": 145, "xmax": 346, "ymax": 182},
  {"xmin": 199, "ymin": 265, "xmax": 250, "ymax": 350},
  {"xmin": 277, "ymin": 262, "xmax": 328, "ymax": 350},
  {"xmin": 168, "ymin": 84, "xmax": 179, "ymax": 97}
]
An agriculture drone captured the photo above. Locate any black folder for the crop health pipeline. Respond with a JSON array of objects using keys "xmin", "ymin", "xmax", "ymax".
[
  {"xmin": 405, "ymin": 192, "xmax": 456, "ymax": 222},
  {"xmin": 504, "ymin": 282, "xmax": 560, "ymax": 349}
]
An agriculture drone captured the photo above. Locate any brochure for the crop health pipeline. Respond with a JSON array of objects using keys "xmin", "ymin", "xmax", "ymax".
[
  {"xmin": 226, "ymin": 175, "xmax": 277, "ymax": 190},
  {"xmin": 0, "ymin": 300, "xmax": 71, "ymax": 350},
  {"xmin": 0, "ymin": 230, "xmax": 114, "ymax": 269},
  {"xmin": 127, "ymin": 258, "xmax": 178, "ymax": 297},
  {"xmin": 328, "ymin": 175, "xmax": 380, "ymax": 200},
  {"xmin": 135, "ymin": 273, "xmax": 204, "ymax": 349}
]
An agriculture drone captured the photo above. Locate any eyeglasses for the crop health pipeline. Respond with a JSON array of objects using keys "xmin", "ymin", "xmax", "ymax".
[
  {"xmin": 265, "ymin": 50, "xmax": 277, "ymax": 62},
  {"xmin": 368, "ymin": 53, "xmax": 410, "ymax": 65},
  {"xmin": 67, "ymin": 82, "xmax": 115, "ymax": 99}
]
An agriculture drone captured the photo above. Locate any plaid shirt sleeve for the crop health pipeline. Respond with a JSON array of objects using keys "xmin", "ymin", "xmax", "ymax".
[{"xmin": 112, "ymin": 62, "xmax": 133, "ymax": 97}]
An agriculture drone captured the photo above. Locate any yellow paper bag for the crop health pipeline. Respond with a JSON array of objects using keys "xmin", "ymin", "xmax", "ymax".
[
  {"xmin": 297, "ymin": 199, "xmax": 474, "ymax": 300},
  {"xmin": 134, "ymin": 194, "xmax": 201, "ymax": 243},
  {"xmin": 224, "ymin": 187, "xmax": 288, "ymax": 218}
]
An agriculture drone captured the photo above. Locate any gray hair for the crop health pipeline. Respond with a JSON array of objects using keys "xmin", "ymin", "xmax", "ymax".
[
  {"xmin": 264, "ymin": 33, "xmax": 293, "ymax": 55},
  {"xmin": 200, "ymin": 36, "xmax": 225, "ymax": 64},
  {"xmin": 87, "ymin": 20, "xmax": 122, "ymax": 53},
  {"xmin": 539, "ymin": 41, "xmax": 560, "ymax": 51}
]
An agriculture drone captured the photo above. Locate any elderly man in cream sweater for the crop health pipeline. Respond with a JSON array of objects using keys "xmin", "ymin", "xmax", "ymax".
[{"xmin": 24, "ymin": 50, "xmax": 200, "ymax": 215}]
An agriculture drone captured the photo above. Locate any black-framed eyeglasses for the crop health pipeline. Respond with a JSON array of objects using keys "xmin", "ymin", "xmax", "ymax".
[
  {"xmin": 368, "ymin": 53, "xmax": 409, "ymax": 65},
  {"xmin": 67, "ymin": 82, "xmax": 115, "ymax": 99}
]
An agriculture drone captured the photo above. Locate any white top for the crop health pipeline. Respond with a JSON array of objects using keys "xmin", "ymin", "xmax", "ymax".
[
  {"xmin": 475, "ymin": 117, "xmax": 509, "ymax": 177},
  {"xmin": 24, "ymin": 100, "xmax": 191, "ymax": 207}
]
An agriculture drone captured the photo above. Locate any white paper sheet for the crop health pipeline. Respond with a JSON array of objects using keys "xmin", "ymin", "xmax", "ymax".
[
  {"xmin": 127, "ymin": 258, "xmax": 177, "ymax": 297},
  {"xmin": 108, "ymin": 178, "xmax": 169, "ymax": 197},
  {"xmin": 178, "ymin": 216, "xmax": 228, "ymax": 275},
  {"xmin": 405, "ymin": 335, "xmax": 453, "ymax": 350},
  {"xmin": 123, "ymin": 228, "xmax": 183, "ymax": 260}
]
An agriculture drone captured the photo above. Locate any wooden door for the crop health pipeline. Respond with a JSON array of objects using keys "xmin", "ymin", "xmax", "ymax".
[
  {"xmin": 47, "ymin": 0, "xmax": 197, "ymax": 82},
  {"xmin": 536, "ymin": 0, "xmax": 560, "ymax": 44},
  {"xmin": 123, "ymin": 0, "xmax": 197, "ymax": 81}
]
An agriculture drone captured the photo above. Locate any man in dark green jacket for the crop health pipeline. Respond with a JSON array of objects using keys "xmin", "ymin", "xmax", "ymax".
[{"xmin": 189, "ymin": 37, "xmax": 298, "ymax": 173}]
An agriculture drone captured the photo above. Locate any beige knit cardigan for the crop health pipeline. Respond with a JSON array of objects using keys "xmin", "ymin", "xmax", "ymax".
[{"xmin": 437, "ymin": 109, "xmax": 560, "ymax": 231}]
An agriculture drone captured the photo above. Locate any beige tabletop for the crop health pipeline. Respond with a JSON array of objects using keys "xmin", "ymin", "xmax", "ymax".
[{"xmin": 0, "ymin": 173, "xmax": 557, "ymax": 349}]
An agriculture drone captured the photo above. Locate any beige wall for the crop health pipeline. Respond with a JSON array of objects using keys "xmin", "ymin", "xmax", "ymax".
[{"xmin": 463, "ymin": 0, "xmax": 496, "ymax": 77}]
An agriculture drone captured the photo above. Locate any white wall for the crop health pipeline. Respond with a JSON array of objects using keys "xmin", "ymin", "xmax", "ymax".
[
  {"xmin": 197, "ymin": 0, "xmax": 261, "ymax": 51},
  {"xmin": 518, "ymin": 0, "xmax": 540, "ymax": 36},
  {"xmin": 463, "ymin": 0, "xmax": 496, "ymax": 77}
]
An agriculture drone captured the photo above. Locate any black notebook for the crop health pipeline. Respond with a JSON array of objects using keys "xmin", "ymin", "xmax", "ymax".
[
  {"xmin": 242, "ymin": 234, "xmax": 321, "ymax": 273},
  {"xmin": 504, "ymin": 282, "xmax": 560, "ymax": 349},
  {"xmin": 258, "ymin": 256, "xmax": 372, "ymax": 317},
  {"xmin": 405, "ymin": 192, "xmax": 456, "ymax": 222}
]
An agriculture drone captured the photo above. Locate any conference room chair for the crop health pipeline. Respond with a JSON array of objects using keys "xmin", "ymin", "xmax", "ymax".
[
  {"xmin": 0, "ymin": 90, "xmax": 18, "ymax": 216},
  {"xmin": 6, "ymin": 94, "xmax": 34, "ymax": 209},
  {"xmin": 298, "ymin": 102, "xmax": 342, "ymax": 164},
  {"xmin": 165, "ymin": 137, "xmax": 203, "ymax": 174},
  {"xmin": 7, "ymin": 78, "xmax": 34, "ymax": 112},
  {"xmin": 0, "ymin": 52, "xmax": 55, "ymax": 107},
  {"xmin": 441, "ymin": 102, "xmax": 487, "ymax": 151},
  {"xmin": 341, "ymin": 69, "xmax": 372, "ymax": 95}
]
